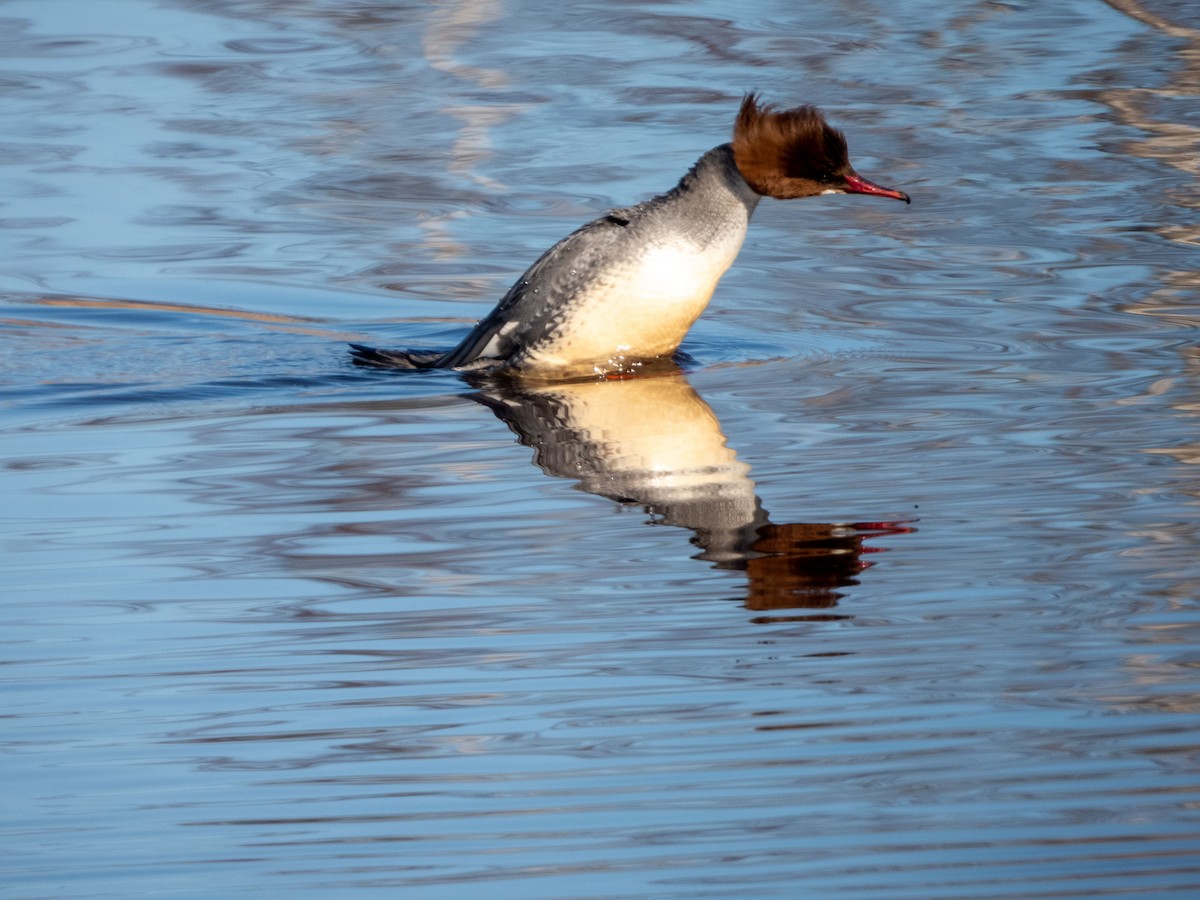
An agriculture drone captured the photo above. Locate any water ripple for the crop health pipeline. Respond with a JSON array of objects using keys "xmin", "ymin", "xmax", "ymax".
[{"xmin": 4, "ymin": 1, "xmax": 1200, "ymax": 897}]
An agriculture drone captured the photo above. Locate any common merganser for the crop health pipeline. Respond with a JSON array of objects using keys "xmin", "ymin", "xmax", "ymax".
[{"xmin": 351, "ymin": 94, "xmax": 909, "ymax": 379}]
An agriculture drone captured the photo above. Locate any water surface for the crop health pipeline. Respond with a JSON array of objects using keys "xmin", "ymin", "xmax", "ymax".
[{"xmin": 4, "ymin": 1, "xmax": 1200, "ymax": 897}]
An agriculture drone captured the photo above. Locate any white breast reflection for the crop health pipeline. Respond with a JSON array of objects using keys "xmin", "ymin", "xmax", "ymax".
[{"xmin": 473, "ymin": 370, "xmax": 912, "ymax": 613}]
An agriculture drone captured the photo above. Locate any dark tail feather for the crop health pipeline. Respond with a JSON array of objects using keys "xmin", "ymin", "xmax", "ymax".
[{"xmin": 348, "ymin": 343, "xmax": 445, "ymax": 370}]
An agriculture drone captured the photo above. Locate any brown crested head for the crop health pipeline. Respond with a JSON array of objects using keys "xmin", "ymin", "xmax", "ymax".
[{"xmin": 732, "ymin": 93, "xmax": 910, "ymax": 204}]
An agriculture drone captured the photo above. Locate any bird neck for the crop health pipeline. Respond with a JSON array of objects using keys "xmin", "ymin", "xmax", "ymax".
[{"xmin": 633, "ymin": 143, "xmax": 761, "ymax": 248}]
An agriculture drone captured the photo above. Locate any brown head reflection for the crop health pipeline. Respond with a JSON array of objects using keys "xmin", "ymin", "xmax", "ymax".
[
  {"xmin": 741, "ymin": 520, "xmax": 912, "ymax": 614},
  {"xmin": 473, "ymin": 371, "xmax": 912, "ymax": 612}
]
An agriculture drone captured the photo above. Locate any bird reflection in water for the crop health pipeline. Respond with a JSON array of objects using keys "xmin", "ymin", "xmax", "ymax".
[{"xmin": 471, "ymin": 367, "xmax": 913, "ymax": 614}]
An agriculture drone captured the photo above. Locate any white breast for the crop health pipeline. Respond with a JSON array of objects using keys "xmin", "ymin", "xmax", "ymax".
[{"xmin": 526, "ymin": 233, "xmax": 747, "ymax": 374}]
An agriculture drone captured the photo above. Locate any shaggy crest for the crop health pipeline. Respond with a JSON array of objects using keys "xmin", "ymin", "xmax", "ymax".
[{"xmin": 732, "ymin": 93, "xmax": 852, "ymax": 198}]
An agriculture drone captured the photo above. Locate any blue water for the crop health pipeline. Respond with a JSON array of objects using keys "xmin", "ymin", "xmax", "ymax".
[{"xmin": 3, "ymin": 0, "xmax": 1200, "ymax": 897}]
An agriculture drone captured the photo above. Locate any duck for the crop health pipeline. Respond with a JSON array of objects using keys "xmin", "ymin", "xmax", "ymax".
[{"xmin": 351, "ymin": 93, "xmax": 909, "ymax": 379}]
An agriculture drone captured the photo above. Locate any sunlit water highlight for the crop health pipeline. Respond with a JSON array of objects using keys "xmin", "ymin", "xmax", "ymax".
[{"xmin": 3, "ymin": 1, "xmax": 1200, "ymax": 897}]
